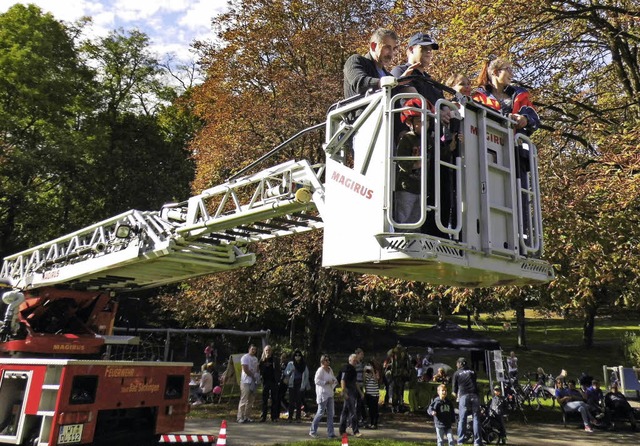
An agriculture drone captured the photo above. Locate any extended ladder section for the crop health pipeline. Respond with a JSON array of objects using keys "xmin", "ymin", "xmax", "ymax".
[
  {"xmin": 1, "ymin": 160, "xmax": 325, "ymax": 291},
  {"xmin": 2, "ymin": 79, "xmax": 553, "ymax": 291},
  {"xmin": 321, "ymin": 77, "xmax": 553, "ymax": 287}
]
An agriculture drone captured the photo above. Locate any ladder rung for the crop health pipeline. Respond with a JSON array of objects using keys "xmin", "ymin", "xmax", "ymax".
[
  {"xmin": 488, "ymin": 163, "xmax": 510, "ymax": 174},
  {"xmin": 271, "ymin": 217, "xmax": 310, "ymax": 228},
  {"xmin": 490, "ymin": 205, "xmax": 514, "ymax": 215}
]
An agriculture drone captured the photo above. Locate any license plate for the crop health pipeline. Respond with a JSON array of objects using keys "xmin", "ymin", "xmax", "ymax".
[{"xmin": 58, "ymin": 424, "xmax": 83, "ymax": 444}]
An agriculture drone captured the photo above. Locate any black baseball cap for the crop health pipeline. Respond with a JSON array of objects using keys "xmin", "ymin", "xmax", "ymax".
[{"xmin": 407, "ymin": 32, "xmax": 439, "ymax": 50}]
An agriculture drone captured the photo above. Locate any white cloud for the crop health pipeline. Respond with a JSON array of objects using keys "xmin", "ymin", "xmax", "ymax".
[{"xmin": 0, "ymin": 0, "xmax": 228, "ymax": 63}]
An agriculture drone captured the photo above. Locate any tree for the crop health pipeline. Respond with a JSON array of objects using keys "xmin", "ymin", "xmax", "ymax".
[
  {"xmin": 0, "ymin": 4, "xmax": 97, "ymax": 256},
  {"xmin": 405, "ymin": 0, "xmax": 640, "ymax": 347},
  {"xmin": 0, "ymin": 6, "xmax": 197, "ymax": 264},
  {"xmin": 81, "ymin": 29, "xmax": 196, "ymax": 216}
]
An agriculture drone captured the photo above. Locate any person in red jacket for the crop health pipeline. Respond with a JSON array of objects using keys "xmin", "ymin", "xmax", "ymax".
[
  {"xmin": 473, "ymin": 57, "xmax": 540, "ymax": 245},
  {"xmin": 472, "ymin": 57, "xmax": 540, "ymax": 136}
]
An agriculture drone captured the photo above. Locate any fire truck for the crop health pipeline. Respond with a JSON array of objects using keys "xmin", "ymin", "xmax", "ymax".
[{"xmin": 0, "ymin": 77, "xmax": 553, "ymax": 445}]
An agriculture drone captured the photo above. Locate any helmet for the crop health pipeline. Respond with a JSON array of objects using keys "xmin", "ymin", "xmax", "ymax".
[
  {"xmin": 401, "ymin": 98, "xmax": 423, "ymax": 124},
  {"xmin": 213, "ymin": 385, "xmax": 222, "ymax": 395}
]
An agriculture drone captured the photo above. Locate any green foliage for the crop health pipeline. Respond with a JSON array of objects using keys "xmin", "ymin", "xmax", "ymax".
[
  {"xmin": 0, "ymin": 3, "xmax": 97, "ymax": 254},
  {"xmin": 0, "ymin": 5, "xmax": 197, "ymax": 258},
  {"xmin": 622, "ymin": 331, "xmax": 640, "ymax": 366}
]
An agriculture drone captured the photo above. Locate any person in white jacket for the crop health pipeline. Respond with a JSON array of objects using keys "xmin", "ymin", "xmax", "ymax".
[{"xmin": 309, "ymin": 354, "xmax": 338, "ymax": 438}]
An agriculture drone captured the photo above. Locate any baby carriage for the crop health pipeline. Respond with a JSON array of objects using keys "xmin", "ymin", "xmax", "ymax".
[{"xmin": 480, "ymin": 404, "xmax": 506, "ymax": 444}]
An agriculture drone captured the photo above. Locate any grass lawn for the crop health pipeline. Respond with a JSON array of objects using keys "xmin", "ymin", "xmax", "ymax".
[{"xmin": 356, "ymin": 311, "xmax": 639, "ymax": 382}]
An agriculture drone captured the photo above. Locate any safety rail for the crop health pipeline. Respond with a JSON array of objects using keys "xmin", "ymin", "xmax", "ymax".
[
  {"xmin": 162, "ymin": 159, "xmax": 325, "ymax": 240},
  {"xmin": 515, "ymin": 133, "xmax": 543, "ymax": 255},
  {"xmin": 385, "ymin": 93, "xmax": 429, "ymax": 231},
  {"xmin": 432, "ymin": 98, "xmax": 463, "ymax": 238},
  {"xmin": 1, "ymin": 210, "xmax": 161, "ymax": 283},
  {"xmin": 476, "ymin": 106, "xmax": 519, "ymax": 258}
]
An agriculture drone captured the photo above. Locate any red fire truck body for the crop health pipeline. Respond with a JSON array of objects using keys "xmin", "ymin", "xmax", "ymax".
[{"xmin": 0, "ymin": 359, "xmax": 189, "ymax": 446}]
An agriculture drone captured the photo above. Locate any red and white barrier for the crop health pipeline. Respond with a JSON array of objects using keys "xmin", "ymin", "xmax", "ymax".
[{"xmin": 159, "ymin": 434, "xmax": 217, "ymax": 443}]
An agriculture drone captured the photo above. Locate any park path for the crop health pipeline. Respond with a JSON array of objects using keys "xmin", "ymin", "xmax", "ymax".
[{"xmin": 182, "ymin": 416, "xmax": 639, "ymax": 445}]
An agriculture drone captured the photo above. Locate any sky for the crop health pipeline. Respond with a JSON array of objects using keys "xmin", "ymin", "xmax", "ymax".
[{"xmin": 0, "ymin": 0, "xmax": 230, "ymax": 63}]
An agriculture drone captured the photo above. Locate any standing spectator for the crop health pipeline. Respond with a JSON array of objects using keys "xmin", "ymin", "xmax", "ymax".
[
  {"xmin": 237, "ymin": 344, "xmax": 259, "ymax": 423},
  {"xmin": 339, "ymin": 354, "xmax": 363, "ymax": 437},
  {"xmin": 363, "ymin": 363, "xmax": 380, "ymax": 429},
  {"xmin": 278, "ymin": 351, "xmax": 290, "ymax": 415},
  {"xmin": 390, "ymin": 342, "xmax": 411, "ymax": 413},
  {"xmin": 354, "ymin": 348, "xmax": 367, "ymax": 425},
  {"xmin": 506, "ymin": 351, "xmax": 518, "ymax": 380},
  {"xmin": 427, "ymin": 384, "xmax": 455, "ymax": 446},
  {"xmin": 284, "ymin": 349, "xmax": 310, "ymax": 423},
  {"xmin": 423, "ymin": 347, "xmax": 435, "ymax": 367},
  {"xmin": 259, "ymin": 345, "xmax": 279, "ymax": 422},
  {"xmin": 309, "ymin": 354, "xmax": 338, "ymax": 439},
  {"xmin": 489, "ymin": 385, "xmax": 507, "ymax": 444},
  {"xmin": 452, "ymin": 357, "xmax": 482, "ymax": 446},
  {"xmin": 204, "ymin": 342, "xmax": 216, "ymax": 365},
  {"xmin": 382, "ymin": 354, "xmax": 393, "ymax": 409}
]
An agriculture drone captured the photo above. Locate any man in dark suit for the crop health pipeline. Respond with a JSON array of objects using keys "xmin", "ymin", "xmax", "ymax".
[{"xmin": 343, "ymin": 28, "xmax": 401, "ymax": 99}]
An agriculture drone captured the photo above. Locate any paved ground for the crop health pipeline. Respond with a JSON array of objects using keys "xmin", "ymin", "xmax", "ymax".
[{"xmin": 182, "ymin": 415, "xmax": 640, "ymax": 445}]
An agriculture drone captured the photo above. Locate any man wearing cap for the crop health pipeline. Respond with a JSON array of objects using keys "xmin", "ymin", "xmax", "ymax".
[
  {"xmin": 391, "ymin": 32, "xmax": 450, "ymax": 120},
  {"xmin": 392, "ymin": 32, "xmax": 454, "ymax": 237},
  {"xmin": 452, "ymin": 357, "xmax": 482, "ymax": 446}
]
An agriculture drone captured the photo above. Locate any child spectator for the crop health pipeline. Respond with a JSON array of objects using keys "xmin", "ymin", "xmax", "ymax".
[
  {"xmin": 490, "ymin": 385, "xmax": 507, "ymax": 444},
  {"xmin": 427, "ymin": 384, "xmax": 455, "ymax": 446},
  {"xmin": 363, "ymin": 363, "xmax": 380, "ymax": 429},
  {"xmin": 433, "ymin": 367, "xmax": 450, "ymax": 385},
  {"xmin": 446, "ymin": 73, "xmax": 472, "ymax": 97}
]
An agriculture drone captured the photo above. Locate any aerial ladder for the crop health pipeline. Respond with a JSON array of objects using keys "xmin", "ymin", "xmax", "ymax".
[{"xmin": 0, "ymin": 77, "xmax": 553, "ymax": 446}]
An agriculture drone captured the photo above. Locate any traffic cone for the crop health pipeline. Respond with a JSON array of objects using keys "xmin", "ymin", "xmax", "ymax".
[
  {"xmin": 341, "ymin": 432, "xmax": 349, "ymax": 445},
  {"xmin": 216, "ymin": 420, "xmax": 227, "ymax": 445}
]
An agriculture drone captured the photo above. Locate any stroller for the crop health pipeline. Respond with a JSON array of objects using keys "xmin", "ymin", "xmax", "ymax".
[{"xmin": 480, "ymin": 404, "xmax": 506, "ymax": 444}]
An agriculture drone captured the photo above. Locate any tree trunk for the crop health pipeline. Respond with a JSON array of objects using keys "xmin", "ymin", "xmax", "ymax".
[
  {"xmin": 583, "ymin": 307, "xmax": 597, "ymax": 349},
  {"xmin": 514, "ymin": 300, "xmax": 527, "ymax": 349},
  {"xmin": 304, "ymin": 278, "xmax": 343, "ymax": 366}
]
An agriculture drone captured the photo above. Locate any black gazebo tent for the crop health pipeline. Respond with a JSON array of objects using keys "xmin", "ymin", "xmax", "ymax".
[{"xmin": 400, "ymin": 319, "xmax": 501, "ymax": 351}]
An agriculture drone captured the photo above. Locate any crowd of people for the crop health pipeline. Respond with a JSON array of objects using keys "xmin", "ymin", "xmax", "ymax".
[
  {"xmin": 194, "ymin": 342, "xmax": 451, "ymax": 437},
  {"xmin": 554, "ymin": 371, "xmax": 637, "ymax": 433},
  {"xmin": 190, "ymin": 339, "xmax": 638, "ymax": 445}
]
